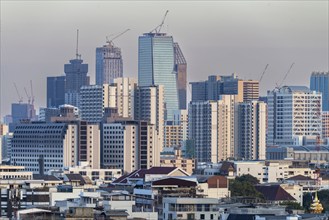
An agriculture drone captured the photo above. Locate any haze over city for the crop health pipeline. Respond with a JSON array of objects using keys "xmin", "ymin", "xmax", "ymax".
[{"xmin": 1, "ymin": 1, "xmax": 328, "ymax": 117}]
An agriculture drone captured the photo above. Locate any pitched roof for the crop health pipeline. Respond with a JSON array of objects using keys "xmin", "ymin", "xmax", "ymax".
[
  {"xmin": 152, "ymin": 177, "xmax": 197, "ymax": 187},
  {"xmin": 112, "ymin": 167, "xmax": 183, "ymax": 185},
  {"xmin": 220, "ymin": 161, "xmax": 235, "ymax": 174},
  {"xmin": 255, "ymin": 185, "xmax": 295, "ymax": 201},
  {"xmin": 33, "ymin": 174, "xmax": 60, "ymax": 181},
  {"xmin": 65, "ymin": 174, "xmax": 86, "ymax": 185},
  {"xmin": 286, "ymin": 175, "xmax": 313, "ymax": 181}
]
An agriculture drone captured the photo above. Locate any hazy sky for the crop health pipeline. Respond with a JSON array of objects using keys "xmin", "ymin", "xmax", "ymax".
[{"xmin": 1, "ymin": 1, "xmax": 328, "ymax": 118}]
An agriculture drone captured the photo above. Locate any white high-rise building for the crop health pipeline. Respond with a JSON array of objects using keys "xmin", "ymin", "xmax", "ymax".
[
  {"xmin": 102, "ymin": 121, "xmax": 159, "ymax": 172},
  {"xmin": 237, "ymin": 101, "xmax": 267, "ymax": 160},
  {"xmin": 80, "ymin": 77, "xmax": 137, "ymax": 122},
  {"xmin": 267, "ymin": 86, "xmax": 322, "ymax": 146},
  {"xmin": 189, "ymin": 95, "xmax": 237, "ymax": 163},
  {"xmin": 134, "ymin": 85, "xmax": 165, "ymax": 152}
]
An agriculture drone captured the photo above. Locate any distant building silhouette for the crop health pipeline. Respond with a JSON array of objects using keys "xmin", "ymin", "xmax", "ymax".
[{"xmin": 47, "ymin": 76, "xmax": 66, "ymax": 108}]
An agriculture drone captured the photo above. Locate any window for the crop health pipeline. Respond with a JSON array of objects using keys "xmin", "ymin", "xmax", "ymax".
[{"xmin": 200, "ymin": 214, "xmax": 205, "ymax": 219}]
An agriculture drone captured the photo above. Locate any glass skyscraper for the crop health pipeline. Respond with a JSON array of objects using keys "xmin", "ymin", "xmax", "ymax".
[
  {"xmin": 310, "ymin": 71, "xmax": 329, "ymax": 111},
  {"xmin": 96, "ymin": 43, "xmax": 123, "ymax": 85},
  {"xmin": 138, "ymin": 33, "xmax": 179, "ymax": 121}
]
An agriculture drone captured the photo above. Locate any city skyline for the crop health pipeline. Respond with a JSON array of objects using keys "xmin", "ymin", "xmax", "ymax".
[{"xmin": 1, "ymin": 1, "xmax": 328, "ymax": 117}]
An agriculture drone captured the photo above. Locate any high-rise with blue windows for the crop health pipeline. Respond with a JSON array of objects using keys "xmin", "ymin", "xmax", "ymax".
[
  {"xmin": 138, "ymin": 33, "xmax": 180, "ymax": 121},
  {"xmin": 310, "ymin": 71, "xmax": 329, "ymax": 111}
]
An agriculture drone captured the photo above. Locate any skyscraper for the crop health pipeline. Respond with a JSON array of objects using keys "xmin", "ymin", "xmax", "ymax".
[
  {"xmin": 134, "ymin": 85, "xmax": 165, "ymax": 152},
  {"xmin": 47, "ymin": 76, "xmax": 66, "ymax": 108},
  {"xmin": 96, "ymin": 43, "xmax": 123, "ymax": 85},
  {"xmin": 189, "ymin": 95, "xmax": 237, "ymax": 163},
  {"xmin": 64, "ymin": 58, "xmax": 89, "ymax": 107},
  {"xmin": 174, "ymin": 43, "xmax": 187, "ymax": 110},
  {"xmin": 237, "ymin": 101, "xmax": 267, "ymax": 160},
  {"xmin": 267, "ymin": 86, "xmax": 322, "ymax": 146},
  {"xmin": 310, "ymin": 71, "xmax": 329, "ymax": 111},
  {"xmin": 138, "ymin": 33, "xmax": 179, "ymax": 121}
]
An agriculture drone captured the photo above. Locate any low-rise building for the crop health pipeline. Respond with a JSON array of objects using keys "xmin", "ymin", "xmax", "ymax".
[{"xmin": 162, "ymin": 197, "xmax": 219, "ymax": 220}]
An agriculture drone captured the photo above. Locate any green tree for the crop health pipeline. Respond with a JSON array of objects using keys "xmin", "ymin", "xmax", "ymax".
[{"xmin": 229, "ymin": 174, "xmax": 263, "ymax": 199}]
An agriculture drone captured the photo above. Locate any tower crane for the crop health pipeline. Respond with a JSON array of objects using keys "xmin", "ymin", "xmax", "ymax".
[
  {"xmin": 106, "ymin": 29, "xmax": 130, "ymax": 47},
  {"xmin": 278, "ymin": 62, "xmax": 295, "ymax": 87},
  {"xmin": 150, "ymin": 10, "xmax": 169, "ymax": 33},
  {"xmin": 13, "ymin": 83, "xmax": 23, "ymax": 104},
  {"xmin": 24, "ymin": 87, "xmax": 31, "ymax": 104},
  {"xmin": 259, "ymin": 64, "xmax": 269, "ymax": 83}
]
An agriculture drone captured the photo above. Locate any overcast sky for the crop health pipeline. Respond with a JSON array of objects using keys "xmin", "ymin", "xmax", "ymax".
[{"xmin": 1, "ymin": 1, "xmax": 328, "ymax": 118}]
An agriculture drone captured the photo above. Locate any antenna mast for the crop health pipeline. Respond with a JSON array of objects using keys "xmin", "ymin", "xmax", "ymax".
[{"xmin": 76, "ymin": 29, "xmax": 80, "ymax": 59}]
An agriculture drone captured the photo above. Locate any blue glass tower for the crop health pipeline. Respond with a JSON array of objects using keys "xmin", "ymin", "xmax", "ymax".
[
  {"xmin": 310, "ymin": 72, "xmax": 329, "ymax": 111},
  {"xmin": 138, "ymin": 33, "xmax": 179, "ymax": 121}
]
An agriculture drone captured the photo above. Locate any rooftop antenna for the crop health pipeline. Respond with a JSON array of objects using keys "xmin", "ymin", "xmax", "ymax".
[{"xmin": 75, "ymin": 29, "xmax": 81, "ymax": 59}]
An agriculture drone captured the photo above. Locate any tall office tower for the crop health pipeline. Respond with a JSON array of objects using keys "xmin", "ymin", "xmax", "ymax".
[
  {"xmin": 174, "ymin": 43, "xmax": 187, "ymax": 110},
  {"xmin": 64, "ymin": 58, "xmax": 90, "ymax": 107},
  {"xmin": 134, "ymin": 85, "xmax": 165, "ymax": 151},
  {"xmin": 237, "ymin": 101, "xmax": 267, "ymax": 160},
  {"xmin": 138, "ymin": 33, "xmax": 179, "ymax": 121},
  {"xmin": 267, "ymin": 86, "xmax": 322, "ymax": 146},
  {"xmin": 310, "ymin": 71, "xmax": 329, "ymax": 111},
  {"xmin": 322, "ymin": 112, "xmax": 329, "ymax": 138},
  {"xmin": 190, "ymin": 73, "xmax": 259, "ymax": 102},
  {"xmin": 102, "ymin": 120, "xmax": 159, "ymax": 172},
  {"xmin": 189, "ymin": 95, "xmax": 237, "ymax": 163},
  {"xmin": 96, "ymin": 43, "xmax": 123, "ymax": 85},
  {"xmin": 47, "ymin": 76, "xmax": 66, "ymax": 108},
  {"xmin": 80, "ymin": 77, "xmax": 136, "ymax": 123}
]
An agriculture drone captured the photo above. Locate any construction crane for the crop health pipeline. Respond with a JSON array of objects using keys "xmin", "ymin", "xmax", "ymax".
[
  {"xmin": 24, "ymin": 87, "xmax": 31, "ymax": 104},
  {"xmin": 150, "ymin": 10, "xmax": 169, "ymax": 33},
  {"xmin": 278, "ymin": 62, "xmax": 295, "ymax": 87},
  {"xmin": 13, "ymin": 83, "xmax": 23, "ymax": 104},
  {"xmin": 259, "ymin": 64, "xmax": 269, "ymax": 83},
  {"xmin": 106, "ymin": 29, "xmax": 130, "ymax": 47},
  {"xmin": 30, "ymin": 80, "xmax": 35, "ymax": 105}
]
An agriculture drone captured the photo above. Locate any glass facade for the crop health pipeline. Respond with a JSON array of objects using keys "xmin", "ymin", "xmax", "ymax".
[
  {"xmin": 96, "ymin": 45, "xmax": 123, "ymax": 85},
  {"xmin": 138, "ymin": 33, "xmax": 179, "ymax": 121},
  {"xmin": 310, "ymin": 72, "xmax": 329, "ymax": 111}
]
